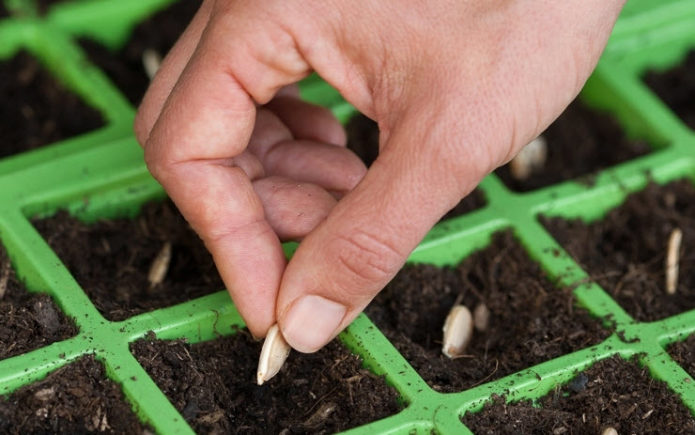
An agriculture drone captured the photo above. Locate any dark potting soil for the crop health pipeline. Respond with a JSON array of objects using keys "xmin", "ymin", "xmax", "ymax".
[
  {"xmin": 494, "ymin": 100, "xmax": 651, "ymax": 192},
  {"xmin": 364, "ymin": 231, "xmax": 610, "ymax": 393},
  {"xmin": 462, "ymin": 355, "xmax": 695, "ymax": 434},
  {"xmin": 669, "ymin": 334, "xmax": 695, "ymax": 381},
  {"xmin": 0, "ymin": 355, "xmax": 149, "ymax": 433},
  {"xmin": 79, "ymin": 0, "xmax": 202, "ymax": 105},
  {"xmin": 33, "ymin": 200, "xmax": 224, "ymax": 322},
  {"xmin": 36, "ymin": 0, "xmax": 62, "ymax": 15},
  {"xmin": 0, "ymin": 244, "xmax": 77, "ymax": 360},
  {"xmin": 346, "ymin": 113, "xmax": 487, "ymax": 219},
  {"xmin": 644, "ymin": 50, "xmax": 695, "ymax": 131},
  {"xmin": 131, "ymin": 330, "xmax": 403, "ymax": 434},
  {"xmin": 0, "ymin": 3, "xmax": 8, "ymax": 18},
  {"xmin": 0, "ymin": 52, "xmax": 104, "ymax": 159},
  {"xmin": 543, "ymin": 180, "xmax": 695, "ymax": 322}
]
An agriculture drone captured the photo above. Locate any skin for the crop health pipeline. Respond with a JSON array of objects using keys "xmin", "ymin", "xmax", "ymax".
[{"xmin": 135, "ymin": 0, "xmax": 626, "ymax": 353}]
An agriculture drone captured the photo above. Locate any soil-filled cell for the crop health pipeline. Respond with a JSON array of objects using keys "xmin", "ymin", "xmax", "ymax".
[
  {"xmin": 669, "ymin": 334, "xmax": 695, "ymax": 381},
  {"xmin": 0, "ymin": 355, "xmax": 149, "ymax": 433},
  {"xmin": 0, "ymin": 52, "xmax": 104, "ymax": 159},
  {"xmin": 131, "ymin": 330, "xmax": 403, "ymax": 434},
  {"xmin": 0, "ymin": 243, "xmax": 77, "ymax": 360},
  {"xmin": 495, "ymin": 100, "xmax": 650, "ymax": 192},
  {"xmin": 543, "ymin": 180, "xmax": 695, "ymax": 322},
  {"xmin": 462, "ymin": 355, "xmax": 695, "ymax": 434},
  {"xmin": 346, "ymin": 114, "xmax": 487, "ymax": 218},
  {"xmin": 644, "ymin": 50, "xmax": 695, "ymax": 131},
  {"xmin": 33, "ymin": 200, "xmax": 224, "ymax": 321},
  {"xmin": 80, "ymin": 0, "xmax": 201, "ymax": 105},
  {"xmin": 365, "ymin": 231, "xmax": 609, "ymax": 393}
]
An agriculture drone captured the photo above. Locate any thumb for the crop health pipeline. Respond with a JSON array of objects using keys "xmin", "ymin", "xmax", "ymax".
[{"xmin": 276, "ymin": 111, "xmax": 489, "ymax": 352}]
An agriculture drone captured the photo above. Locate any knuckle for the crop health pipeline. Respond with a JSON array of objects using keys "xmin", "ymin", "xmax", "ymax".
[{"xmin": 332, "ymin": 229, "xmax": 403, "ymax": 289}]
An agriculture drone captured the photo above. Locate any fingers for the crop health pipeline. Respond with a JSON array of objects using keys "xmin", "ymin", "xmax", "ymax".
[
  {"xmin": 275, "ymin": 110, "xmax": 487, "ymax": 353},
  {"xmin": 265, "ymin": 95, "xmax": 348, "ymax": 146},
  {"xmin": 254, "ymin": 177, "xmax": 337, "ymax": 240}
]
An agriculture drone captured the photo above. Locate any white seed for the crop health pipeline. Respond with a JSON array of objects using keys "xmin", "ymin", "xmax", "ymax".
[
  {"xmin": 142, "ymin": 48, "xmax": 162, "ymax": 81},
  {"xmin": 147, "ymin": 241, "xmax": 172, "ymax": 289},
  {"xmin": 509, "ymin": 135, "xmax": 548, "ymax": 181},
  {"xmin": 473, "ymin": 303, "xmax": 490, "ymax": 332},
  {"xmin": 601, "ymin": 428, "xmax": 618, "ymax": 435},
  {"xmin": 442, "ymin": 304, "xmax": 474, "ymax": 358},
  {"xmin": 665, "ymin": 228, "xmax": 682, "ymax": 295},
  {"xmin": 0, "ymin": 260, "xmax": 10, "ymax": 300},
  {"xmin": 257, "ymin": 324, "xmax": 291, "ymax": 385}
]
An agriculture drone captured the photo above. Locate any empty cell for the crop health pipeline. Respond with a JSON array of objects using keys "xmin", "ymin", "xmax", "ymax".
[
  {"xmin": 364, "ymin": 231, "xmax": 610, "ymax": 393},
  {"xmin": 495, "ymin": 100, "xmax": 651, "ymax": 192},
  {"xmin": 0, "ymin": 242, "xmax": 77, "ymax": 360},
  {"xmin": 644, "ymin": 50, "xmax": 695, "ymax": 131},
  {"xmin": 0, "ymin": 52, "xmax": 104, "ymax": 159},
  {"xmin": 462, "ymin": 355, "xmax": 695, "ymax": 434},
  {"xmin": 131, "ymin": 330, "xmax": 403, "ymax": 434},
  {"xmin": 33, "ymin": 200, "xmax": 224, "ymax": 321},
  {"xmin": 543, "ymin": 180, "xmax": 695, "ymax": 322}
]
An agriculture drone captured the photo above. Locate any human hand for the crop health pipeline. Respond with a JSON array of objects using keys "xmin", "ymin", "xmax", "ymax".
[{"xmin": 135, "ymin": 0, "xmax": 625, "ymax": 352}]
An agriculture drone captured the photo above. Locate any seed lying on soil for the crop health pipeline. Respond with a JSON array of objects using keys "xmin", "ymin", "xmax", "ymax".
[
  {"xmin": 257, "ymin": 324, "xmax": 291, "ymax": 385},
  {"xmin": 442, "ymin": 304, "xmax": 474, "ymax": 358},
  {"xmin": 473, "ymin": 303, "xmax": 490, "ymax": 332},
  {"xmin": 665, "ymin": 228, "xmax": 682, "ymax": 295},
  {"xmin": 147, "ymin": 241, "xmax": 172, "ymax": 289},
  {"xmin": 601, "ymin": 427, "xmax": 618, "ymax": 435},
  {"xmin": 509, "ymin": 136, "xmax": 548, "ymax": 181},
  {"xmin": 0, "ymin": 259, "xmax": 10, "ymax": 299},
  {"xmin": 142, "ymin": 48, "xmax": 162, "ymax": 80}
]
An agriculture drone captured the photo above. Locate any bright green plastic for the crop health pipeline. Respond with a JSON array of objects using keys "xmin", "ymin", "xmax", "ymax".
[{"xmin": 0, "ymin": 1, "xmax": 694, "ymax": 434}]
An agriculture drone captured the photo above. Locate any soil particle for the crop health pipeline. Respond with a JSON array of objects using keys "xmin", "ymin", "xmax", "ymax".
[
  {"xmin": 32, "ymin": 200, "xmax": 224, "ymax": 321},
  {"xmin": 346, "ymin": 113, "xmax": 487, "ymax": 219},
  {"xmin": 365, "ymin": 231, "xmax": 610, "ymax": 393},
  {"xmin": 495, "ymin": 100, "xmax": 651, "ymax": 192},
  {"xmin": 0, "ymin": 52, "xmax": 104, "ymax": 159},
  {"xmin": 0, "ymin": 355, "xmax": 149, "ymax": 433},
  {"xmin": 462, "ymin": 355, "xmax": 695, "ymax": 434},
  {"xmin": 543, "ymin": 180, "xmax": 695, "ymax": 322},
  {"xmin": 132, "ymin": 330, "xmax": 403, "ymax": 434},
  {"xmin": 0, "ymin": 245, "xmax": 77, "ymax": 360},
  {"xmin": 644, "ymin": 50, "xmax": 695, "ymax": 130},
  {"xmin": 79, "ymin": 0, "xmax": 202, "ymax": 105}
]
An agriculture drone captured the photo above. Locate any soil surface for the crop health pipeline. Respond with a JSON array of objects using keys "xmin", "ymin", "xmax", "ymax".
[
  {"xmin": 0, "ymin": 3, "xmax": 8, "ymax": 17},
  {"xmin": 495, "ymin": 100, "xmax": 650, "ymax": 192},
  {"xmin": 462, "ymin": 355, "xmax": 695, "ymax": 434},
  {"xmin": 0, "ymin": 52, "xmax": 104, "ymax": 159},
  {"xmin": 346, "ymin": 114, "xmax": 487, "ymax": 219},
  {"xmin": 668, "ymin": 334, "xmax": 695, "ymax": 381},
  {"xmin": 0, "ymin": 355, "xmax": 149, "ymax": 433},
  {"xmin": 33, "ymin": 200, "xmax": 224, "ymax": 322},
  {"xmin": 0, "ymin": 244, "xmax": 77, "ymax": 360},
  {"xmin": 644, "ymin": 50, "xmax": 695, "ymax": 130},
  {"xmin": 364, "ymin": 231, "xmax": 610, "ymax": 393},
  {"xmin": 543, "ymin": 180, "xmax": 695, "ymax": 322},
  {"xmin": 132, "ymin": 330, "xmax": 403, "ymax": 434},
  {"xmin": 36, "ymin": 0, "xmax": 61, "ymax": 15},
  {"xmin": 80, "ymin": 0, "xmax": 201, "ymax": 105}
]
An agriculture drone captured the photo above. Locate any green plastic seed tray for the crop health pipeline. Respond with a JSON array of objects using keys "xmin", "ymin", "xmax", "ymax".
[{"xmin": 1, "ymin": 0, "xmax": 695, "ymax": 433}]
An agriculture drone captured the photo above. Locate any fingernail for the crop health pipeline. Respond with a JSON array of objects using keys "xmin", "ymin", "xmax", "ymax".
[{"xmin": 281, "ymin": 295, "xmax": 347, "ymax": 353}]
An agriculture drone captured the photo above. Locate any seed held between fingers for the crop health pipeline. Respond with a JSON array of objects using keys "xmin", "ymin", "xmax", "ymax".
[
  {"xmin": 442, "ymin": 304, "xmax": 474, "ymax": 358},
  {"xmin": 509, "ymin": 136, "xmax": 548, "ymax": 181},
  {"xmin": 665, "ymin": 228, "xmax": 682, "ymax": 295},
  {"xmin": 147, "ymin": 241, "xmax": 172, "ymax": 289},
  {"xmin": 142, "ymin": 48, "xmax": 162, "ymax": 81},
  {"xmin": 257, "ymin": 324, "xmax": 291, "ymax": 385}
]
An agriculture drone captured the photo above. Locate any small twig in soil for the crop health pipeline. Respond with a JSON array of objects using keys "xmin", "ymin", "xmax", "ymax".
[
  {"xmin": 257, "ymin": 324, "xmax": 291, "ymax": 385},
  {"xmin": 142, "ymin": 48, "xmax": 163, "ymax": 81},
  {"xmin": 442, "ymin": 304, "xmax": 473, "ymax": 358},
  {"xmin": 665, "ymin": 228, "xmax": 682, "ymax": 295},
  {"xmin": 509, "ymin": 135, "xmax": 547, "ymax": 181},
  {"xmin": 147, "ymin": 241, "xmax": 172, "ymax": 289},
  {"xmin": 302, "ymin": 401, "xmax": 337, "ymax": 430},
  {"xmin": 0, "ymin": 259, "xmax": 11, "ymax": 300}
]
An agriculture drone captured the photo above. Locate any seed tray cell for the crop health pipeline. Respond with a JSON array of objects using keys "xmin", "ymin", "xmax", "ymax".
[{"xmin": 0, "ymin": 0, "xmax": 694, "ymax": 434}]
